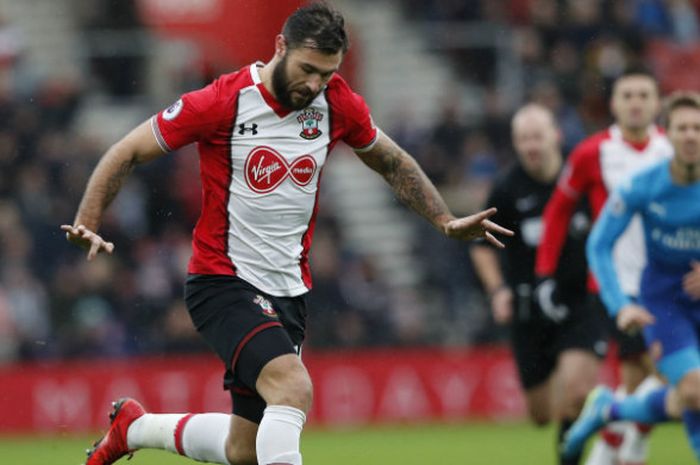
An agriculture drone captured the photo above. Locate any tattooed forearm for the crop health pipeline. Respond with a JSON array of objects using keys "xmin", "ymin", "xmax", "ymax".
[
  {"xmin": 75, "ymin": 149, "xmax": 137, "ymax": 230},
  {"xmin": 70, "ymin": 119, "xmax": 166, "ymax": 231},
  {"xmin": 358, "ymin": 135, "xmax": 453, "ymax": 229},
  {"xmin": 386, "ymin": 155, "xmax": 452, "ymax": 225},
  {"xmin": 103, "ymin": 159, "xmax": 135, "ymax": 206}
]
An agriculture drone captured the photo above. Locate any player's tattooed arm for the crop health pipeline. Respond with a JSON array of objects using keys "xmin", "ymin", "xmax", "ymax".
[
  {"xmin": 356, "ymin": 132, "xmax": 454, "ymax": 230},
  {"xmin": 68, "ymin": 120, "xmax": 165, "ymax": 232},
  {"xmin": 356, "ymin": 132, "xmax": 513, "ymax": 247}
]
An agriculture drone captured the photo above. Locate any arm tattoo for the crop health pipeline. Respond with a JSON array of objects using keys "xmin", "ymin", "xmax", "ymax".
[
  {"xmin": 360, "ymin": 138, "xmax": 452, "ymax": 228},
  {"xmin": 75, "ymin": 155, "xmax": 136, "ymax": 230},
  {"xmin": 103, "ymin": 159, "xmax": 135, "ymax": 207}
]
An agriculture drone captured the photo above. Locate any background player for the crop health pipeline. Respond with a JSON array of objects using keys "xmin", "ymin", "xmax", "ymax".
[
  {"xmin": 61, "ymin": 4, "xmax": 513, "ymax": 465},
  {"xmin": 471, "ymin": 104, "xmax": 606, "ymax": 465},
  {"xmin": 534, "ymin": 67, "xmax": 673, "ymax": 464},
  {"xmin": 562, "ymin": 91, "xmax": 700, "ymax": 462}
]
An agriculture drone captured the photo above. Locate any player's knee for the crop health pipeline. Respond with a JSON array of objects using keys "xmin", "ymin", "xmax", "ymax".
[
  {"xmin": 276, "ymin": 370, "xmax": 313, "ymax": 412},
  {"xmin": 257, "ymin": 355, "xmax": 313, "ymax": 412},
  {"xmin": 225, "ymin": 440, "xmax": 257, "ymax": 465}
]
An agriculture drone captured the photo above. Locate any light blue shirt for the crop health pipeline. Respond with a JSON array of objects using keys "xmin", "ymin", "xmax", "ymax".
[{"xmin": 587, "ymin": 159, "xmax": 700, "ymax": 316}]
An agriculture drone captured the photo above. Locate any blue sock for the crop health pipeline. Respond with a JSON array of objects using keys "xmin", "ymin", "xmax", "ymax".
[
  {"xmin": 609, "ymin": 386, "xmax": 671, "ymax": 424},
  {"xmin": 682, "ymin": 410, "xmax": 700, "ymax": 460}
]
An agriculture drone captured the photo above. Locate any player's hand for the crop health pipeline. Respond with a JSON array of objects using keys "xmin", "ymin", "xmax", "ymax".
[
  {"xmin": 490, "ymin": 286, "xmax": 513, "ymax": 325},
  {"xmin": 60, "ymin": 224, "xmax": 114, "ymax": 261},
  {"xmin": 443, "ymin": 208, "xmax": 514, "ymax": 248},
  {"xmin": 616, "ymin": 304, "xmax": 655, "ymax": 333},
  {"xmin": 534, "ymin": 276, "xmax": 569, "ymax": 323},
  {"xmin": 683, "ymin": 261, "xmax": 700, "ymax": 300}
]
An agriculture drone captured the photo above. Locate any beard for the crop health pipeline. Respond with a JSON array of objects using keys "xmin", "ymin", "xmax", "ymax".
[{"xmin": 271, "ymin": 55, "xmax": 318, "ymax": 111}]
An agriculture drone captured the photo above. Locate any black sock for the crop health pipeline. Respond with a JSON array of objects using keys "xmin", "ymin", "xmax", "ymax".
[{"xmin": 558, "ymin": 419, "xmax": 581, "ymax": 465}]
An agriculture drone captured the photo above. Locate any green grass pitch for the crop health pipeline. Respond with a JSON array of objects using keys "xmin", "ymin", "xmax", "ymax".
[{"xmin": 0, "ymin": 422, "xmax": 693, "ymax": 465}]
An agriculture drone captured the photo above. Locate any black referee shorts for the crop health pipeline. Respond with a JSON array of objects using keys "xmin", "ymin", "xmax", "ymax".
[
  {"xmin": 511, "ymin": 291, "xmax": 609, "ymax": 390},
  {"xmin": 184, "ymin": 274, "xmax": 308, "ymax": 423}
]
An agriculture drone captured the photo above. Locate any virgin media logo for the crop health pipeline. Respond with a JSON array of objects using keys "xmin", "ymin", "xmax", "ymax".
[{"xmin": 244, "ymin": 146, "xmax": 317, "ymax": 193}]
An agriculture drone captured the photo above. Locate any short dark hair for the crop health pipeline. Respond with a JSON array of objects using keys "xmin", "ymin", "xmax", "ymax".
[
  {"xmin": 616, "ymin": 65, "xmax": 657, "ymax": 82},
  {"xmin": 282, "ymin": 2, "xmax": 349, "ymax": 54},
  {"xmin": 612, "ymin": 65, "xmax": 659, "ymax": 94},
  {"xmin": 662, "ymin": 91, "xmax": 700, "ymax": 128}
]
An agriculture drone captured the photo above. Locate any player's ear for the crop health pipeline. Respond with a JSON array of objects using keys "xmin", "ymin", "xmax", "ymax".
[{"xmin": 274, "ymin": 34, "xmax": 288, "ymax": 58}]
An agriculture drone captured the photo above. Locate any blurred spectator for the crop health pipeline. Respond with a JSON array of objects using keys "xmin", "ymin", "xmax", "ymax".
[
  {"xmin": 0, "ymin": 15, "xmax": 23, "ymax": 68},
  {"xmin": 338, "ymin": 256, "xmax": 396, "ymax": 346},
  {"xmin": 78, "ymin": 0, "xmax": 146, "ymax": 96},
  {"xmin": 529, "ymin": 80, "xmax": 587, "ymax": 153},
  {"xmin": 1, "ymin": 264, "xmax": 50, "ymax": 359},
  {"xmin": 635, "ymin": 0, "xmax": 673, "ymax": 36},
  {"xmin": 667, "ymin": 0, "xmax": 700, "ymax": 44}
]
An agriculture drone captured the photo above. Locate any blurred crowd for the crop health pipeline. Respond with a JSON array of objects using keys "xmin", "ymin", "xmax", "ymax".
[
  {"xmin": 1, "ymin": 0, "xmax": 700, "ymax": 362},
  {"xmin": 397, "ymin": 0, "xmax": 700, "ymax": 347}
]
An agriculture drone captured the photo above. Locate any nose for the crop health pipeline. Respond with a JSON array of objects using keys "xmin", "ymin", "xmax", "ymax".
[{"xmin": 306, "ymin": 75, "xmax": 323, "ymax": 94}]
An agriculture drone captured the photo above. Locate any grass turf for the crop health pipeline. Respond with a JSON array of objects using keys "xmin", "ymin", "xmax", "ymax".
[{"xmin": 0, "ymin": 422, "xmax": 693, "ymax": 465}]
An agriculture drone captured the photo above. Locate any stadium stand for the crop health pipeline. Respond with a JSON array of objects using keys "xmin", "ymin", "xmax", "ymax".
[{"xmin": 0, "ymin": 0, "xmax": 699, "ymax": 362}]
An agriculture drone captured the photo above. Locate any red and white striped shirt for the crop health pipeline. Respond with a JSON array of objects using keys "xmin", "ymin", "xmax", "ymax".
[
  {"xmin": 536, "ymin": 125, "xmax": 672, "ymax": 295},
  {"xmin": 151, "ymin": 63, "xmax": 378, "ymax": 296}
]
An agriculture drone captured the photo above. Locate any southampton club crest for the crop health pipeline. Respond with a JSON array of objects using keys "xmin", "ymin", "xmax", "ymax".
[
  {"xmin": 297, "ymin": 107, "xmax": 324, "ymax": 140},
  {"xmin": 253, "ymin": 295, "xmax": 278, "ymax": 318}
]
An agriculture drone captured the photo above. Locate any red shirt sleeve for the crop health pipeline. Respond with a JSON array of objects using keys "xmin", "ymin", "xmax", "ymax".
[
  {"xmin": 535, "ymin": 187, "xmax": 580, "ymax": 276},
  {"xmin": 556, "ymin": 138, "xmax": 600, "ymax": 200},
  {"xmin": 151, "ymin": 78, "xmax": 229, "ymax": 152},
  {"xmin": 535, "ymin": 136, "xmax": 601, "ymax": 276},
  {"xmin": 327, "ymin": 75, "xmax": 378, "ymax": 151}
]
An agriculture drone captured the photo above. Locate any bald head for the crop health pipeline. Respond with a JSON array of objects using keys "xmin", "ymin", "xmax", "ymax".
[
  {"xmin": 511, "ymin": 103, "xmax": 557, "ymax": 133},
  {"xmin": 511, "ymin": 103, "xmax": 561, "ymax": 180}
]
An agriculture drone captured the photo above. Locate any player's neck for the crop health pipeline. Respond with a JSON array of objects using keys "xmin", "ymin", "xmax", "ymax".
[
  {"xmin": 670, "ymin": 158, "xmax": 700, "ymax": 185},
  {"xmin": 619, "ymin": 125, "xmax": 649, "ymax": 145},
  {"xmin": 258, "ymin": 60, "xmax": 278, "ymax": 101}
]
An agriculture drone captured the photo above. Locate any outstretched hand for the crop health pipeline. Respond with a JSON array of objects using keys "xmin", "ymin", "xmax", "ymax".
[
  {"xmin": 617, "ymin": 304, "xmax": 655, "ymax": 334},
  {"xmin": 61, "ymin": 224, "xmax": 114, "ymax": 261},
  {"xmin": 443, "ymin": 207, "xmax": 514, "ymax": 248}
]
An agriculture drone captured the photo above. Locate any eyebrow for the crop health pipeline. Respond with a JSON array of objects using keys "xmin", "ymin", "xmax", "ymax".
[{"xmin": 301, "ymin": 62, "xmax": 338, "ymax": 76}]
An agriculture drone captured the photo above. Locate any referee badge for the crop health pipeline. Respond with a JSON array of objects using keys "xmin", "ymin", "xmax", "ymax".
[{"xmin": 253, "ymin": 295, "xmax": 278, "ymax": 318}]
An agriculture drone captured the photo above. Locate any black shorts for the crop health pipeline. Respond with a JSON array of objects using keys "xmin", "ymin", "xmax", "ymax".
[
  {"xmin": 184, "ymin": 274, "xmax": 308, "ymax": 423},
  {"xmin": 589, "ymin": 294, "xmax": 648, "ymax": 359},
  {"xmin": 511, "ymin": 289, "xmax": 609, "ymax": 390}
]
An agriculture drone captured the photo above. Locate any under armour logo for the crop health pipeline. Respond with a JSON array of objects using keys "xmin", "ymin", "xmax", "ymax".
[{"xmin": 238, "ymin": 123, "xmax": 258, "ymax": 135}]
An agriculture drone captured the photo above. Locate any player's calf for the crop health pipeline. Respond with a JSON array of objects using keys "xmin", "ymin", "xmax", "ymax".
[
  {"xmin": 558, "ymin": 350, "xmax": 600, "ymax": 419},
  {"xmin": 225, "ymin": 441, "xmax": 257, "ymax": 465},
  {"xmin": 524, "ymin": 381, "xmax": 554, "ymax": 427}
]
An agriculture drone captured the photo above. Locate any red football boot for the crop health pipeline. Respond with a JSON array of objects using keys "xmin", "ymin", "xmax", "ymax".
[{"xmin": 85, "ymin": 398, "xmax": 146, "ymax": 465}]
